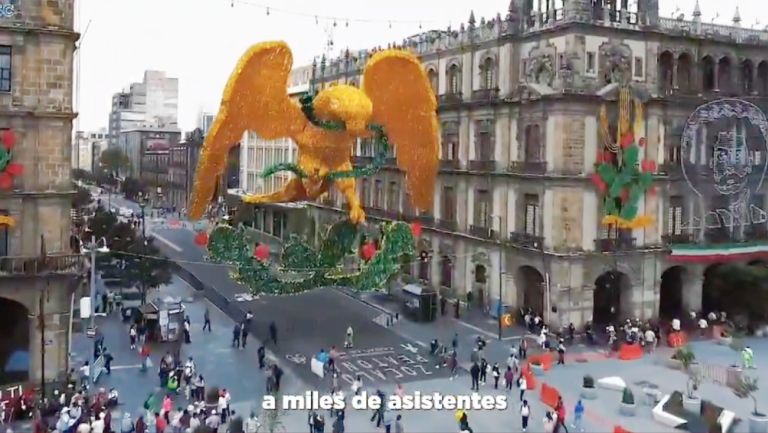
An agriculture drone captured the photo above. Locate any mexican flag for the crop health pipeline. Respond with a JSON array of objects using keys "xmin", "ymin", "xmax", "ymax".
[{"xmin": 669, "ymin": 243, "xmax": 768, "ymax": 263}]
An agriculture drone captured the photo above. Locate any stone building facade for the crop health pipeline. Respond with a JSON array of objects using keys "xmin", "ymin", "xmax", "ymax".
[
  {"xmin": 0, "ymin": 0, "xmax": 85, "ymax": 388},
  {"xmin": 307, "ymin": 0, "xmax": 768, "ymax": 327}
]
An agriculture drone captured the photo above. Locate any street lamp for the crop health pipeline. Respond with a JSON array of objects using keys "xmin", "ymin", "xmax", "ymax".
[
  {"xmin": 82, "ymin": 236, "xmax": 109, "ymax": 333},
  {"xmin": 490, "ymin": 214, "xmax": 505, "ymax": 341}
]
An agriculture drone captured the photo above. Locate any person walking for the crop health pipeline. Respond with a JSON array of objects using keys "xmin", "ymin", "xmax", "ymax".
[
  {"xmin": 743, "ymin": 346, "xmax": 755, "ymax": 369},
  {"xmin": 447, "ymin": 351, "xmax": 458, "ymax": 380},
  {"xmin": 491, "ymin": 363, "xmax": 501, "ymax": 389},
  {"xmin": 241, "ymin": 322, "xmax": 249, "ymax": 348},
  {"xmin": 129, "ymin": 325, "xmax": 137, "ymax": 350},
  {"xmin": 183, "ymin": 317, "xmax": 191, "ymax": 344},
  {"xmin": 557, "ymin": 340, "xmax": 566, "ymax": 365},
  {"xmin": 451, "ymin": 332, "xmax": 459, "ymax": 351},
  {"xmin": 543, "ymin": 412, "xmax": 555, "ymax": 433},
  {"xmin": 232, "ymin": 323, "xmax": 241, "ymax": 349},
  {"xmin": 572, "ymin": 400, "xmax": 584, "ymax": 432},
  {"xmin": 504, "ymin": 366, "xmax": 515, "ymax": 391},
  {"xmin": 269, "ymin": 321, "xmax": 278, "ymax": 346},
  {"xmin": 202, "ymin": 308, "xmax": 211, "ymax": 332},
  {"xmin": 479, "ymin": 358, "xmax": 488, "ymax": 385},
  {"xmin": 140, "ymin": 343, "xmax": 151, "ymax": 372},
  {"xmin": 257, "ymin": 345, "xmax": 266, "ymax": 369},
  {"xmin": 344, "ymin": 326, "xmax": 354, "ymax": 348},
  {"xmin": 518, "ymin": 374, "xmax": 527, "ymax": 401},
  {"xmin": 519, "ymin": 338, "xmax": 528, "ymax": 359},
  {"xmin": 469, "ymin": 362, "xmax": 480, "ymax": 391},
  {"xmin": 520, "ymin": 400, "xmax": 531, "ymax": 432},
  {"xmin": 554, "ymin": 397, "xmax": 569, "ymax": 433},
  {"xmin": 383, "ymin": 409, "xmax": 394, "ymax": 433}
]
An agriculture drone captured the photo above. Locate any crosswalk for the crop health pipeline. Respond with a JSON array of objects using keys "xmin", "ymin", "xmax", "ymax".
[{"xmin": 373, "ymin": 312, "xmax": 399, "ymax": 327}]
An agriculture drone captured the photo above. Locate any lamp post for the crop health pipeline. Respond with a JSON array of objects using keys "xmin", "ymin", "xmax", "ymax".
[
  {"xmin": 491, "ymin": 215, "xmax": 505, "ymax": 340},
  {"xmin": 138, "ymin": 193, "xmax": 149, "ymax": 305},
  {"xmin": 83, "ymin": 236, "xmax": 109, "ymax": 332}
]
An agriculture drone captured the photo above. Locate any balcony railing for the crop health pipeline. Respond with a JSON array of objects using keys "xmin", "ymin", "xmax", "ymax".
[
  {"xmin": 468, "ymin": 160, "xmax": 496, "ymax": 172},
  {"xmin": 415, "ymin": 215, "xmax": 435, "ymax": 226},
  {"xmin": 594, "ymin": 237, "xmax": 637, "ymax": 252},
  {"xmin": 439, "ymin": 159, "xmax": 461, "ymax": 170},
  {"xmin": 439, "ymin": 92, "xmax": 463, "ymax": 106},
  {"xmin": 367, "ymin": 207, "xmax": 385, "ymax": 217},
  {"xmin": 657, "ymin": 163, "xmax": 682, "ymax": 177},
  {"xmin": 508, "ymin": 161, "xmax": 547, "ymax": 175},
  {"xmin": 436, "ymin": 219, "xmax": 458, "ymax": 232},
  {"xmin": 508, "ymin": 232, "xmax": 544, "ymax": 249},
  {"xmin": 469, "ymin": 225, "xmax": 497, "ymax": 240},
  {"xmin": 662, "ymin": 233, "xmax": 694, "ymax": 245},
  {"xmin": 0, "ymin": 254, "xmax": 86, "ymax": 277},
  {"xmin": 383, "ymin": 157, "xmax": 397, "ymax": 167},
  {"xmin": 352, "ymin": 156, "xmax": 373, "ymax": 165},
  {"xmin": 471, "ymin": 88, "xmax": 500, "ymax": 102}
]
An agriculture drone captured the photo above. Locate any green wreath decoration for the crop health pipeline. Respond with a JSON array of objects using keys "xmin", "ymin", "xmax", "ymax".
[
  {"xmin": 206, "ymin": 220, "xmax": 415, "ymax": 295},
  {"xmin": 0, "ymin": 130, "xmax": 22, "ymax": 190}
]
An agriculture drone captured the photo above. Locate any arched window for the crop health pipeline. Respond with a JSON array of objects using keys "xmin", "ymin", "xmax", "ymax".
[
  {"xmin": 447, "ymin": 64, "xmax": 461, "ymax": 94},
  {"xmin": 658, "ymin": 51, "xmax": 674, "ymax": 92},
  {"xmin": 440, "ymin": 256, "xmax": 453, "ymax": 288},
  {"xmin": 677, "ymin": 53, "xmax": 693, "ymax": 93},
  {"xmin": 426, "ymin": 69, "xmax": 438, "ymax": 93},
  {"xmin": 481, "ymin": 57, "xmax": 495, "ymax": 90},
  {"xmin": 702, "ymin": 56, "xmax": 716, "ymax": 92},
  {"xmin": 717, "ymin": 57, "xmax": 733, "ymax": 93},
  {"xmin": 524, "ymin": 124, "xmax": 542, "ymax": 161},
  {"xmin": 741, "ymin": 60, "xmax": 755, "ymax": 94},
  {"xmin": 758, "ymin": 61, "xmax": 768, "ymax": 95}
]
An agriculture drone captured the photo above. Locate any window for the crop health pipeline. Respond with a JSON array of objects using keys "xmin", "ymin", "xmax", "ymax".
[
  {"xmin": 668, "ymin": 196, "xmax": 683, "ymax": 235},
  {"xmin": 247, "ymin": 172, "xmax": 257, "ymax": 193},
  {"xmin": 373, "ymin": 180, "xmax": 383, "ymax": 208},
  {"xmin": 440, "ymin": 256, "xmax": 453, "ymax": 288},
  {"xmin": 475, "ymin": 190, "xmax": 490, "ymax": 227},
  {"xmin": 481, "ymin": 57, "xmax": 495, "ymax": 89},
  {"xmin": 448, "ymin": 64, "xmax": 461, "ymax": 94},
  {"xmin": 475, "ymin": 121, "xmax": 493, "ymax": 161},
  {"xmin": 360, "ymin": 179, "xmax": 369, "ymax": 206},
  {"xmin": 441, "ymin": 186, "xmax": 456, "ymax": 222},
  {"xmin": 272, "ymin": 212, "xmax": 286, "ymax": 239},
  {"xmin": 634, "ymin": 57, "xmax": 643, "ymax": 78},
  {"xmin": 586, "ymin": 51, "xmax": 596, "ymax": 74},
  {"xmin": 246, "ymin": 148, "xmax": 255, "ymax": 167},
  {"xmin": 0, "ymin": 210, "xmax": 8, "ymax": 256},
  {"xmin": 524, "ymin": 124, "xmax": 542, "ymax": 161},
  {"xmin": 427, "ymin": 69, "xmax": 438, "ymax": 93},
  {"xmin": 524, "ymin": 194, "xmax": 539, "ymax": 235},
  {"xmin": 387, "ymin": 182, "xmax": 399, "ymax": 211}
]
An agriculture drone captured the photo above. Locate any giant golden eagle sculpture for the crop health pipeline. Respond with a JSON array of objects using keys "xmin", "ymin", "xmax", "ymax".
[{"xmin": 188, "ymin": 41, "xmax": 440, "ymax": 224}]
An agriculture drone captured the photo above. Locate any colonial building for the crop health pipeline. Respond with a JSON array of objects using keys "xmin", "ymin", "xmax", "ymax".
[
  {"xmin": 0, "ymin": 0, "xmax": 85, "ymax": 388},
  {"xmin": 167, "ymin": 129, "xmax": 204, "ymax": 212},
  {"xmin": 118, "ymin": 127, "xmax": 180, "ymax": 205},
  {"xmin": 307, "ymin": 0, "xmax": 768, "ymax": 326},
  {"xmin": 73, "ymin": 128, "xmax": 107, "ymax": 173}
]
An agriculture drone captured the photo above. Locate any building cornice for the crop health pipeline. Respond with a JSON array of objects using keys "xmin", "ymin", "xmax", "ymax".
[{"xmin": 0, "ymin": 22, "xmax": 79, "ymax": 41}]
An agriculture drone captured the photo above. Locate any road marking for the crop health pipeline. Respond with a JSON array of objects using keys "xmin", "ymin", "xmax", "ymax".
[
  {"xmin": 453, "ymin": 319, "xmax": 498, "ymax": 339},
  {"xmin": 400, "ymin": 343, "xmax": 418, "ymax": 353},
  {"xmin": 152, "ymin": 232, "xmax": 182, "ymax": 252},
  {"xmin": 109, "ymin": 364, "xmax": 142, "ymax": 370},
  {"xmin": 413, "ymin": 340, "xmax": 428, "ymax": 348}
]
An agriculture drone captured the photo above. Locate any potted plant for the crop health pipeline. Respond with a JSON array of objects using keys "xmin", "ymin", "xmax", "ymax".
[
  {"xmin": 677, "ymin": 347, "xmax": 702, "ymax": 414},
  {"xmin": 581, "ymin": 375, "xmax": 597, "ymax": 400},
  {"xmin": 619, "ymin": 387, "xmax": 636, "ymax": 416},
  {"xmin": 733, "ymin": 375, "xmax": 768, "ymax": 433},
  {"xmin": 530, "ymin": 360, "xmax": 545, "ymax": 376}
]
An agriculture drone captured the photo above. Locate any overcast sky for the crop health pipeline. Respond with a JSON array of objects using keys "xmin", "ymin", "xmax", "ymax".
[{"xmin": 75, "ymin": 0, "xmax": 763, "ymax": 132}]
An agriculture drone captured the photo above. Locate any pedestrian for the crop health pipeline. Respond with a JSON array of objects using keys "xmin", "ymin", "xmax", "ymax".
[
  {"xmin": 383, "ymin": 409, "xmax": 394, "ymax": 433},
  {"xmin": 183, "ymin": 317, "xmax": 191, "ymax": 344},
  {"xmin": 257, "ymin": 345, "xmax": 266, "ymax": 369},
  {"xmin": 470, "ymin": 348, "xmax": 479, "ymax": 365},
  {"xmin": 194, "ymin": 374, "xmax": 205, "ymax": 402},
  {"xmin": 332, "ymin": 413, "xmax": 344, "ymax": 433},
  {"xmin": 451, "ymin": 332, "xmax": 458, "ymax": 350},
  {"xmin": 204, "ymin": 410, "xmax": 221, "ymax": 431},
  {"xmin": 241, "ymin": 322, "xmax": 249, "ymax": 348},
  {"xmin": 103, "ymin": 348, "xmax": 114, "ymax": 374},
  {"xmin": 351, "ymin": 375, "xmax": 362, "ymax": 396},
  {"xmin": 244, "ymin": 412, "xmax": 260, "ymax": 433},
  {"xmin": 557, "ymin": 340, "xmax": 566, "ymax": 365},
  {"xmin": 307, "ymin": 410, "xmax": 315, "ymax": 433},
  {"xmin": 520, "ymin": 400, "xmax": 530, "ymax": 432},
  {"xmin": 107, "ymin": 291, "xmax": 115, "ymax": 314},
  {"xmin": 543, "ymin": 412, "xmax": 555, "ymax": 433},
  {"xmin": 314, "ymin": 414, "xmax": 325, "ymax": 433},
  {"xmin": 519, "ymin": 338, "xmax": 528, "ymax": 359},
  {"xmin": 79, "ymin": 361, "xmax": 90, "ymax": 389},
  {"xmin": 203, "ymin": 308, "xmax": 211, "ymax": 332},
  {"xmin": 369, "ymin": 390, "xmax": 385, "ymax": 427},
  {"xmin": 245, "ymin": 310, "xmax": 254, "ymax": 327},
  {"xmin": 155, "ymin": 412, "xmax": 166, "ymax": 433},
  {"xmin": 469, "ymin": 362, "xmax": 480, "ymax": 391},
  {"xmin": 457, "ymin": 411, "xmax": 472, "ymax": 433},
  {"xmin": 395, "ymin": 414, "xmax": 403, "ymax": 433},
  {"xmin": 555, "ymin": 396, "xmax": 569, "ymax": 433},
  {"xmin": 448, "ymin": 351, "xmax": 458, "ymax": 380},
  {"xmin": 129, "ymin": 325, "xmax": 137, "ymax": 350},
  {"xmin": 273, "ymin": 365, "xmax": 284, "ymax": 392},
  {"xmin": 92, "ymin": 412, "xmax": 106, "ymax": 433},
  {"xmin": 504, "ymin": 366, "xmax": 514, "ymax": 391},
  {"xmin": 572, "ymin": 400, "xmax": 584, "ymax": 432},
  {"xmin": 491, "ymin": 363, "xmax": 500, "ymax": 389},
  {"xmin": 742, "ymin": 346, "xmax": 755, "ymax": 369},
  {"xmin": 232, "ymin": 323, "xmax": 241, "ymax": 349},
  {"xmin": 344, "ymin": 325, "xmax": 353, "ymax": 348},
  {"xmin": 217, "ymin": 391, "xmax": 228, "ymax": 423},
  {"xmin": 269, "ymin": 321, "xmax": 278, "ymax": 346},
  {"xmin": 518, "ymin": 374, "xmax": 527, "ymax": 401},
  {"xmin": 479, "ymin": 358, "xmax": 488, "ymax": 385},
  {"xmin": 101, "ymin": 292, "xmax": 108, "ymax": 314}
]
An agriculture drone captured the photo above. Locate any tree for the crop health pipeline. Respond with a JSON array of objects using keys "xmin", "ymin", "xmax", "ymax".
[
  {"xmin": 99, "ymin": 147, "xmax": 130, "ymax": 176},
  {"xmin": 72, "ymin": 186, "xmax": 93, "ymax": 209},
  {"xmin": 122, "ymin": 236, "xmax": 172, "ymax": 304},
  {"xmin": 121, "ymin": 177, "xmax": 146, "ymax": 201},
  {"xmin": 87, "ymin": 206, "xmax": 118, "ymax": 241},
  {"xmin": 708, "ymin": 263, "xmax": 768, "ymax": 324},
  {"xmin": 733, "ymin": 375, "xmax": 762, "ymax": 416},
  {"xmin": 72, "ymin": 168, "xmax": 95, "ymax": 183}
]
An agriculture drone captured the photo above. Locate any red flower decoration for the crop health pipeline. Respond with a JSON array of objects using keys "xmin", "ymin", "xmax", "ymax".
[
  {"xmin": 2, "ymin": 130, "xmax": 15, "ymax": 150},
  {"xmin": 649, "ymin": 186, "xmax": 658, "ymax": 196},
  {"xmin": 194, "ymin": 231, "xmax": 209, "ymax": 246},
  {"xmin": 596, "ymin": 152, "xmax": 604, "ymax": 164},
  {"xmin": 410, "ymin": 222, "xmax": 422, "ymax": 237},
  {"xmin": 5, "ymin": 163, "xmax": 22, "ymax": 176},
  {"xmin": 254, "ymin": 244, "xmax": 270, "ymax": 261},
  {"xmin": 591, "ymin": 173, "xmax": 607, "ymax": 193},
  {"xmin": 361, "ymin": 242, "xmax": 377, "ymax": 261},
  {"xmin": 0, "ymin": 173, "xmax": 11, "ymax": 190},
  {"xmin": 603, "ymin": 150, "xmax": 614, "ymax": 162},
  {"xmin": 620, "ymin": 188, "xmax": 630, "ymax": 203},
  {"xmin": 620, "ymin": 133, "xmax": 635, "ymax": 149},
  {"xmin": 640, "ymin": 160, "xmax": 657, "ymax": 173}
]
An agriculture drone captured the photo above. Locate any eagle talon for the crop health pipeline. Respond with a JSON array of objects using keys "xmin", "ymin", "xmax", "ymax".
[{"xmin": 349, "ymin": 206, "xmax": 366, "ymax": 224}]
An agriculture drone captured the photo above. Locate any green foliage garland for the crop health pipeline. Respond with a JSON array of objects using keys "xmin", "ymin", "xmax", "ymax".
[
  {"xmin": 206, "ymin": 219, "xmax": 414, "ymax": 295},
  {"xmin": 595, "ymin": 144, "xmax": 653, "ymax": 221}
]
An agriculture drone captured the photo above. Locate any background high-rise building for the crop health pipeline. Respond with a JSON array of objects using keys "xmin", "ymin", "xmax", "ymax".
[
  {"xmin": 0, "ymin": 0, "xmax": 85, "ymax": 389},
  {"xmin": 73, "ymin": 128, "xmax": 108, "ymax": 173},
  {"xmin": 107, "ymin": 70, "xmax": 179, "ymax": 146},
  {"xmin": 198, "ymin": 111, "xmax": 215, "ymax": 136}
]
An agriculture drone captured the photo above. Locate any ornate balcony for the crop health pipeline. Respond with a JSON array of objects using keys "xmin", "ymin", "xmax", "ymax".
[
  {"xmin": 471, "ymin": 88, "xmax": 500, "ymax": 102},
  {"xmin": 662, "ymin": 233, "xmax": 694, "ymax": 245},
  {"xmin": 657, "ymin": 163, "xmax": 682, "ymax": 177},
  {"xmin": 439, "ymin": 159, "xmax": 461, "ymax": 170},
  {"xmin": 367, "ymin": 207, "xmax": 385, "ymax": 217},
  {"xmin": 0, "ymin": 254, "xmax": 87, "ymax": 278},
  {"xmin": 352, "ymin": 156, "xmax": 373, "ymax": 165},
  {"xmin": 468, "ymin": 160, "xmax": 496, "ymax": 172},
  {"xmin": 469, "ymin": 225, "xmax": 497, "ymax": 240},
  {"xmin": 507, "ymin": 232, "xmax": 544, "ymax": 249},
  {"xmin": 436, "ymin": 219, "xmax": 458, "ymax": 232},
  {"xmin": 594, "ymin": 237, "xmax": 637, "ymax": 252},
  {"xmin": 383, "ymin": 157, "xmax": 397, "ymax": 167},
  {"xmin": 415, "ymin": 215, "xmax": 435, "ymax": 226},
  {"xmin": 508, "ymin": 161, "xmax": 547, "ymax": 175},
  {"xmin": 439, "ymin": 92, "xmax": 463, "ymax": 106}
]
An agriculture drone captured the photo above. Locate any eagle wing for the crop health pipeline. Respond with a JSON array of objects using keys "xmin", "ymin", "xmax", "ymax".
[
  {"xmin": 363, "ymin": 50, "xmax": 439, "ymax": 213},
  {"xmin": 188, "ymin": 41, "xmax": 307, "ymax": 220}
]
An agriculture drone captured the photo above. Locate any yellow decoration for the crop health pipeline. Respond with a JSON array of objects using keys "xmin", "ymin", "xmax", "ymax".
[
  {"xmin": 601, "ymin": 214, "xmax": 655, "ymax": 230},
  {"xmin": 0, "ymin": 215, "xmax": 15, "ymax": 227},
  {"xmin": 188, "ymin": 41, "xmax": 439, "ymax": 224}
]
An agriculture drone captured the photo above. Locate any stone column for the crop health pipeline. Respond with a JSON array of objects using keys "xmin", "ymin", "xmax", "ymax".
[
  {"xmin": 682, "ymin": 273, "xmax": 703, "ymax": 313},
  {"xmin": 752, "ymin": 65, "xmax": 759, "ymax": 95},
  {"xmin": 713, "ymin": 64, "xmax": 720, "ymax": 93},
  {"xmin": 672, "ymin": 58, "xmax": 679, "ymax": 89}
]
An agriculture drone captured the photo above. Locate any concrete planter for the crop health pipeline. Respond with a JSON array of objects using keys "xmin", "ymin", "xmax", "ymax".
[
  {"xmin": 531, "ymin": 363, "xmax": 545, "ymax": 376},
  {"xmin": 749, "ymin": 413, "xmax": 768, "ymax": 433},
  {"xmin": 683, "ymin": 395, "xmax": 702, "ymax": 415},
  {"xmin": 580, "ymin": 386, "xmax": 597, "ymax": 400},
  {"xmin": 717, "ymin": 336, "xmax": 733, "ymax": 346},
  {"xmin": 619, "ymin": 402, "xmax": 636, "ymax": 417},
  {"xmin": 665, "ymin": 358, "xmax": 683, "ymax": 370}
]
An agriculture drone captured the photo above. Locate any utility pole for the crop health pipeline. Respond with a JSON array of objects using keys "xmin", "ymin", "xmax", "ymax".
[
  {"xmin": 38, "ymin": 280, "xmax": 46, "ymax": 397},
  {"xmin": 89, "ymin": 235, "xmax": 97, "ymax": 332}
]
